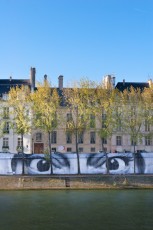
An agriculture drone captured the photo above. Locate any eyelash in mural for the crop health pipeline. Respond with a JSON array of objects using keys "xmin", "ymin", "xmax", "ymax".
[
  {"xmin": 87, "ymin": 153, "xmax": 106, "ymax": 168},
  {"xmin": 52, "ymin": 153, "xmax": 70, "ymax": 169},
  {"xmin": 11, "ymin": 153, "xmax": 23, "ymax": 172},
  {"xmin": 135, "ymin": 153, "xmax": 145, "ymax": 174}
]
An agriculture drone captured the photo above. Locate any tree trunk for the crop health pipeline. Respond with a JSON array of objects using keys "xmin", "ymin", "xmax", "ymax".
[
  {"xmin": 101, "ymin": 138, "xmax": 109, "ymax": 174},
  {"xmin": 101, "ymin": 138, "xmax": 105, "ymax": 152},
  {"xmin": 75, "ymin": 106, "xmax": 80, "ymax": 174},
  {"xmin": 134, "ymin": 144, "xmax": 136, "ymax": 174},
  {"xmin": 21, "ymin": 133, "xmax": 24, "ymax": 175},
  {"xmin": 75, "ymin": 128, "xmax": 80, "ymax": 174},
  {"xmin": 48, "ymin": 132, "xmax": 53, "ymax": 174},
  {"xmin": 106, "ymin": 152, "xmax": 109, "ymax": 174}
]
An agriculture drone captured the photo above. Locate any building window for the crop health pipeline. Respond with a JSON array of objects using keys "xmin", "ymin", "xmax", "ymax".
[
  {"xmin": 3, "ymin": 107, "xmax": 9, "ymax": 119},
  {"xmin": 67, "ymin": 147, "xmax": 72, "ymax": 152},
  {"xmin": 51, "ymin": 131, "xmax": 57, "ymax": 144},
  {"xmin": 51, "ymin": 115, "xmax": 57, "ymax": 128},
  {"xmin": 102, "ymin": 113, "xmax": 107, "ymax": 128},
  {"xmin": 3, "ymin": 138, "xmax": 9, "ymax": 147},
  {"xmin": 78, "ymin": 132, "xmax": 84, "ymax": 144},
  {"xmin": 102, "ymin": 137, "xmax": 107, "ymax": 144},
  {"xmin": 67, "ymin": 113, "xmax": 72, "ymax": 122},
  {"xmin": 66, "ymin": 132, "xmax": 72, "ymax": 144},
  {"xmin": 116, "ymin": 119, "xmax": 122, "ymax": 131},
  {"xmin": 66, "ymin": 113, "xmax": 73, "ymax": 129},
  {"xmin": 90, "ymin": 114, "xmax": 95, "ymax": 128},
  {"xmin": 116, "ymin": 136, "xmax": 122, "ymax": 146},
  {"xmin": 2, "ymin": 93, "xmax": 8, "ymax": 100},
  {"xmin": 145, "ymin": 120, "xmax": 150, "ymax": 132},
  {"xmin": 145, "ymin": 136, "xmax": 151, "ymax": 146},
  {"xmin": 131, "ymin": 106, "xmax": 136, "ymax": 116},
  {"xmin": 36, "ymin": 133, "xmax": 42, "ymax": 142},
  {"xmin": 17, "ymin": 138, "xmax": 23, "ymax": 152},
  {"xmin": 3, "ymin": 122, "xmax": 9, "ymax": 134},
  {"xmin": 131, "ymin": 139, "xmax": 137, "ymax": 146},
  {"xmin": 17, "ymin": 138, "xmax": 22, "ymax": 147},
  {"xmin": 91, "ymin": 147, "xmax": 95, "ymax": 152},
  {"xmin": 90, "ymin": 132, "xmax": 96, "ymax": 144},
  {"xmin": 79, "ymin": 147, "xmax": 83, "ymax": 152},
  {"xmin": 26, "ymin": 109, "xmax": 30, "ymax": 117}
]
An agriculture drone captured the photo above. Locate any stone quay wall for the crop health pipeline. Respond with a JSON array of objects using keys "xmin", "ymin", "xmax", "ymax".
[{"xmin": 0, "ymin": 175, "xmax": 153, "ymax": 190}]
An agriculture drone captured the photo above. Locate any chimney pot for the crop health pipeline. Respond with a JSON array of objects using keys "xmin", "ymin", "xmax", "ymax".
[
  {"xmin": 30, "ymin": 67, "xmax": 36, "ymax": 92},
  {"xmin": 58, "ymin": 75, "xmax": 63, "ymax": 90},
  {"xmin": 44, "ymin": 74, "xmax": 47, "ymax": 80}
]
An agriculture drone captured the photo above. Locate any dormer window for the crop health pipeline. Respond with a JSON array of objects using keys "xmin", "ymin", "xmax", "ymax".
[
  {"xmin": 3, "ymin": 122, "xmax": 9, "ymax": 134},
  {"xmin": 2, "ymin": 93, "xmax": 8, "ymax": 100},
  {"xmin": 36, "ymin": 132, "xmax": 42, "ymax": 142},
  {"xmin": 3, "ymin": 107, "xmax": 9, "ymax": 119}
]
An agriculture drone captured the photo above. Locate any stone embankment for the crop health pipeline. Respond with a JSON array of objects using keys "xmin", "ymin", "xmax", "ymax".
[{"xmin": 0, "ymin": 175, "xmax": 153, "ymax": 190}]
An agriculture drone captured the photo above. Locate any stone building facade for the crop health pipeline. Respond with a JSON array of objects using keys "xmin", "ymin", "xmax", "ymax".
[{"xmin": 0, "ymin": 68, "xmax": 152, "ymax": 154}]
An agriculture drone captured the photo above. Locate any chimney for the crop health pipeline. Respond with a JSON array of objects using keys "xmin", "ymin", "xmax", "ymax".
[
  {"xmin": 30, "ymin": 67, "xmax": 36, "ymax": 92},
  {"xmin": 58, "ymin": 75, "xmax": 63, "ymax": 90},
  {"xmin": 10, "ymin": 76, "xmax": 12, "ymax": 81},
  {"xmin": 123, "ymin": 79, "xmax": 125, "ymax": 86},
  {"xmin": 44, "ymin": 74, "xmax": 47, "ymax": 81},
  {"xmin": 148, "ymin": 79, "xmax": 152, "ymax": 87},
  {"xmin": 111, "ymin": 76, "xmax": 115, "ymax": 88}
]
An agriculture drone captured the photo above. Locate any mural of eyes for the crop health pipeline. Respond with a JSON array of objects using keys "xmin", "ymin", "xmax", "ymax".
[
  {"xmin": 9, "ymin": 152, "xmax": 146, "ymax": 175},
  {"xmin": 29, "ymin": 159, "xmax": 50, "ymax": 173},
  {"xmin": 11, "ymin": 153, "xmax": 24, "ymax": 174},
  {"xmin": 86, "ymin": 153, "xmax": 106, "ymax": 168},
  {"xmin": 52, "ymin": 153, "xmax": 77, "ymax": 174},
  {"xmin": 23, "ymin": 154, "xmax": 51, "ymax": 174},
  {"xmin": 108, "ymin": 156, "xmax": 132, "ymax": 171},
  {"xmin": 86, "ymin": 153, "xmax": 133, "ymax": 174},
  {"xmin": 52, "ymin": 153, "xmax": 70, "ymax": 169},
  {"xmin": 25, "ymin": 153, "xmax": 71, "ymax": 174}
]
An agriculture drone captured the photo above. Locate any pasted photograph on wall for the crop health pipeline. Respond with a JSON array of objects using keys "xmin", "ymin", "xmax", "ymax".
[{"xmin": 0, "ymin": 152, "xmax": 153, "ymax": 175}]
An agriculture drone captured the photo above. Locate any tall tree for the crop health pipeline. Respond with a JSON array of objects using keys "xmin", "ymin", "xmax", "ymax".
[
  {"xmin": 64, "ymin": 79, "xmax": 96, "ymax": 174},
  {"xmin": 95, "ymin": 84, "xmax": 122, "ymax": 173},
  {"xmin": 95, "ymin": 83, "xmax": 121, "ymax": 153},
  {"xmin": 121, "ymin": 87, "xmax": 146, "ymax": 173},
  {"xmin": 8, "ymin": 85, "xmax": 31, "ymax": 174},
  {"xmin": 121, "ymin": 87, "xmax": 145, "ymax": 152},
  {"xmin": 31, "ymin": 80, "xmax": 60, "ymax": 174},
  {"xmin": 142, "ymin": 84, "xmax": 153, "ymax": 146}
]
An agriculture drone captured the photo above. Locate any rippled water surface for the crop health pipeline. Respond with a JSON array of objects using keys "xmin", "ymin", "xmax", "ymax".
[{"xmin": 0, "ymin": 190, "xmax": 153, "ymax": 230}]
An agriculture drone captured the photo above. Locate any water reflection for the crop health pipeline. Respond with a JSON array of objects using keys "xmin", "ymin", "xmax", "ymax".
[{"xmin": 0, "ymin": 190, "xmax": 153, "ymax": 230}]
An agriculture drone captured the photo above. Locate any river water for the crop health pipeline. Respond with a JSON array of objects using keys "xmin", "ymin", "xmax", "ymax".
[{"xmin": 0, "ymin": 190, "xmax": 153, "ymax": 230}]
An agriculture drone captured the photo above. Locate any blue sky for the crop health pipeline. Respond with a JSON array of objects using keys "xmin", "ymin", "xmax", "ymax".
[{"xmin": 0, "ymin": 0, "xmax": 152, "ymax": 87}]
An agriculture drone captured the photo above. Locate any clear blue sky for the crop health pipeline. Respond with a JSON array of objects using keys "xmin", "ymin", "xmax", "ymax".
[{"xmin": 0, "ymin": 0, "xmax": 152, "ymax": 87}]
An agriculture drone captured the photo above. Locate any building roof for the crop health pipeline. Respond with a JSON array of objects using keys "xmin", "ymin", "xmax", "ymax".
[
  {"xmin": 115, "ymin": 82, "xmax": 149, "ymax": 91},
  {"xmin": 0, "ymin": 79, "xmax": 31, "ymax": 95}
]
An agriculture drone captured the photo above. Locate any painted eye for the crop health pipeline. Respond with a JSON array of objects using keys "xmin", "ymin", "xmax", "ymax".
[
  {"xmin": 28, "ymin": 159, "xmax": 50, "ymax": 174},
  {"xmin": 86, "ymin": 154, "xmax": 131, "ymax": 174},
  {"xmin": 37, "ymin": 160, "xmax": 50, "ymax": 172},
  {"xmin": 108, "ymin": 157, "xmax": 127, "ymax": 171}
]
